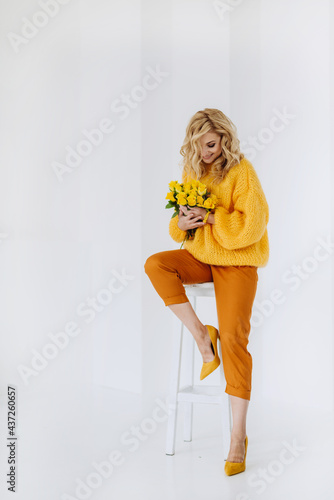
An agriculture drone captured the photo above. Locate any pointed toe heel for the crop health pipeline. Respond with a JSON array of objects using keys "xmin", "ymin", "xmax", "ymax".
[
  {"xmin": 199, "ymin": 325, "xmax": 220, "ymax": 381},
  {"xmin": 224, "ymin": 436, "xmax": 248, "ymax": 476}
]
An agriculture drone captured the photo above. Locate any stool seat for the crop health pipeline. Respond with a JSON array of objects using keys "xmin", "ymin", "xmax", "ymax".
[
  {"xmin": 183, "ymin": 282, "xmax": 215, "ymax": 297},
  {"xmin": 165, "ymin": 282, "xmax": 232, "ymax": 459}
]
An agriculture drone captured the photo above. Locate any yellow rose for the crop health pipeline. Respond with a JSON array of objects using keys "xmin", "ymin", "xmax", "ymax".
[
  {"xmin": 191, "ymin": 180, "xmax": 199, "ymax": 189},
  {"xmin": 183, "ymin": 182, "xmax": 192, "ymax": 194},
  {"xmin": 166, "ymin": 192, "xmax": 176, "ymax": 202},
  {"xmin": 168, "ymin": 181, "xmax": 178, "ymax": 190},
  {"xmin": 198, "ymin": 183, "xmax": 207, "ymax": 196},
  {"xmin": 169, "ymin": 181, "xmax": 183, "ymax": 193},
  {"xmin": 187, "ymin": 194, "xmax": 197, "ymax": 206},
  {"xmin": 197, "ymin": 195, "xmax": 204, "ymax": 206},
  {"xmin": 203, "ymin": 197, "xmax": 215, "ymax": 210},
  {"xmin": 177, "ymin": 193, "xmax": 187, "ymax": 205}
]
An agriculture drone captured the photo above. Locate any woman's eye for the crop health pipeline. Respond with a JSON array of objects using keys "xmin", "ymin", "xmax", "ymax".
[{"xmin": 208, "ymin": 144, "xmax": 215, "ymax": 148}]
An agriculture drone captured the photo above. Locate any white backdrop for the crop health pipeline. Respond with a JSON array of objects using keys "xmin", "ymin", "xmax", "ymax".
[
  {"xmin": 0, "ymin": 2, "xmax": 333, "ymax": 494},
  {"xmin": 143, "ymin": 0, "xmax": 334, "ymax": 413}
]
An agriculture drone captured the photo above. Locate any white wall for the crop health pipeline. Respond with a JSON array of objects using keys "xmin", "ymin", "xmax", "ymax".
[
  {"xmin": 253, "ymin": 0, "xmax": 332, "ymax": 411},
  {"xmin": 0, "ymin": 0, "xmax": 143, "ymax": 394},
  {"xmin": 0, "ymin": 0, "xmax": 333, "ymax": 413},
  {"xmin": 142, "ymin": 0, "xmax": 334, "ymax": 412}
]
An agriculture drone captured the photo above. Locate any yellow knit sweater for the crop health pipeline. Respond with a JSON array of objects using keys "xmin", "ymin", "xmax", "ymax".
[{"xmin": 169, "ymin": 157, "xmax": 269, "ymax": 267}]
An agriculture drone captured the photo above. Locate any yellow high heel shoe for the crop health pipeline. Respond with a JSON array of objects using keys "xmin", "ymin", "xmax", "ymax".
[
  {"xmin": 199, "ymin": 325, "xmax": 220, "ymax": 380},
  {"xmin": 224, "ymin": 436, "xmax": 248, "ymax": 476}
]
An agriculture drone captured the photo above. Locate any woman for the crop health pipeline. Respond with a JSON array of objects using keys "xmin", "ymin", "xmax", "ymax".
[{"xmin": 144, "ymin": 108, "xmax": 269, "ymax": 476}]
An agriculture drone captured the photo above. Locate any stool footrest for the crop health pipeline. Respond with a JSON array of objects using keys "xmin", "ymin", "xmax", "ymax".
[{"xmin": 177, "ymin": 385, "xmax": 226, "ymax": 404}]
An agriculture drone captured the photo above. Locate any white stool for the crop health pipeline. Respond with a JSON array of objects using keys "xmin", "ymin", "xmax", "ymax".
[{"xmin": 165, "ymin": 282, "xmax": 232, "ymax": 460}]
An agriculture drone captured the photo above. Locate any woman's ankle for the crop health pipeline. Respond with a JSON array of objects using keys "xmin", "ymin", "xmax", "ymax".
[{"xmin": 231, "ymin": 430, "xmax": 247, "ymax": 442}]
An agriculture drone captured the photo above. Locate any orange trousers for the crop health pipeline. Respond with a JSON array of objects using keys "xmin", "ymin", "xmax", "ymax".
[{"xmin": 144, "ymin": 249, "xmax": 258, "ymax": 401}]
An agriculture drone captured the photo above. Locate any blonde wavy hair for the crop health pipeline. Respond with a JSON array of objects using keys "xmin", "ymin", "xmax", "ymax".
[{"xmin": 180, "ymin": 108, "xmax": 244, "ymax": 184}]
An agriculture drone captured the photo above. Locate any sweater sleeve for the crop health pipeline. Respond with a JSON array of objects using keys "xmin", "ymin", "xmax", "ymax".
[
  {"xmin": 169, "ymin": 214, "xmax": 187, "ymax": 243},
  {"xmin": 211, "ymin": 164, "xmax": 269, "ymax": 250}
]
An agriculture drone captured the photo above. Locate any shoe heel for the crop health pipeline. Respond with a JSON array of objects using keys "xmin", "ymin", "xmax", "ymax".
[
  {"xmin": 224, "ymin": 436, "xmax": 248, "ymax": 476},
  {"xmin": 200, "ymin": 325, "xmax": 220, "ymax": 381}
]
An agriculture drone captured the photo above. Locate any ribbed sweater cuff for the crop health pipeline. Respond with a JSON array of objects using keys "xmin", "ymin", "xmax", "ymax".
[{"xmin": 169, "ymin": 216, "xmax": 187, "ymax": 243}]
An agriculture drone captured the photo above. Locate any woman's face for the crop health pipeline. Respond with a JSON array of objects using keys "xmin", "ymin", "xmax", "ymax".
[{"xmin": 199, "ymin": 131, "xmax": 222, "ymax": 164}]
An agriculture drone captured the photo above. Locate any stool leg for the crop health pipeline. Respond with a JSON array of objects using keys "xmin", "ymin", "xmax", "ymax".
[
  {"xmin": 182, "ymin": 323, "xmax": 195, "ymax": 441},
  {"xmin": 165, "ymin": 320, "xmax": 183, "ymax": 456},
  {"xmin": 218, "ymin": 336, "xmax": 232, "ymax": 461}
]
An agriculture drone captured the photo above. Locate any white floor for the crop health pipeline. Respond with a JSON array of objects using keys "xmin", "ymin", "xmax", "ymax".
[{"xmin": 1, "ymin": 383, "xmax": 333, "ymax": 500}]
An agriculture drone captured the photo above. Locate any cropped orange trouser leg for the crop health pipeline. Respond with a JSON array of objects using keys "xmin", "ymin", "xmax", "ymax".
[{"xmin": 144, "ymin": 249, "xmax": 258, "ymax": 401}]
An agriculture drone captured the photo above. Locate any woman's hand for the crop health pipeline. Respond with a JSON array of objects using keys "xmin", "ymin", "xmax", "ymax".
[
  {"xmin": 179, "ymin": 205, "xmax": 207, "ymax": 220},
  {"xmin": 178, "ymin": 205, "xmax": 215, "ymax": 227},
  {"xmin": 177, "ymin": 206, "xmax": 205, "ymax": 231}
]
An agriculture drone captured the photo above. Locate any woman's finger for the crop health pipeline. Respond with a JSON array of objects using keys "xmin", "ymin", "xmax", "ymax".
[
  {"xmin": 188, "ymin": 211, "xmax": 200, "ymax": 218},
  {"xmin": 189, "ymin": 216, "xmax": 204, "ymax": 228}
]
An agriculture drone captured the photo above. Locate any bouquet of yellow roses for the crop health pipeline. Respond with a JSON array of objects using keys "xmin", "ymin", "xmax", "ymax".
[{"xmin": 165, "ymin": 179, "xmax": 218, "ymax": 247}]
